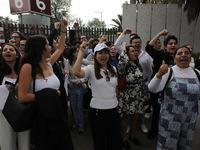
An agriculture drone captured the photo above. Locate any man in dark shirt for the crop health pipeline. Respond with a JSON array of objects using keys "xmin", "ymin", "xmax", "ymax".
[{"xmin": 145, "ymin": 29, "xmax": 178, "ymax": 139}]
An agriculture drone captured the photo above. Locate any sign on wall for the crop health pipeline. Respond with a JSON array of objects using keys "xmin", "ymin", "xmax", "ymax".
[
  {"xmin": 0, "ymin": 27, "xmax": 5, "ymax": 43},
  {"xmin": 9, "ymin": 0, "xmax": 51, "ymax": 16}
]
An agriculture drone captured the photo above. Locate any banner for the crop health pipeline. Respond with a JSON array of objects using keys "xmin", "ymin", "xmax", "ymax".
[{"xmin": 0, "ymin": 27, "xmax": 5, "ymax": 43}]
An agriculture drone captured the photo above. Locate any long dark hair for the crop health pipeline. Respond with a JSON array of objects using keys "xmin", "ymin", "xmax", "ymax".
[
  {"xmin": 68, "ymin": 46, "xmax": 78, "ymax": 66},
  {"xmin": 0, "ymin": 43, "xmax": 21, "ymax": 76},
  {"xmin": 21, "ymin": 35, "xmax": 46, "ymax": 78},
  {"xmin": 94, "ymin": 51, "xmax": 117, "ymax": 80}
]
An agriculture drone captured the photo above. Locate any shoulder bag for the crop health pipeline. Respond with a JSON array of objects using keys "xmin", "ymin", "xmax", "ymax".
[
  {"xmin": 2, "ymin": 78, "xmax": 36, "ymax": 132},
  {"xmin": 117, "ymin": 64, "xmax": 130, "ymax": 91}
]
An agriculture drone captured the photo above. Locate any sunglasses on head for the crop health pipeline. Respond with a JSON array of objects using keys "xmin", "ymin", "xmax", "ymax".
[{"xmin": 103, "ymin": 70, "xmax": 110, "ymax": 82}]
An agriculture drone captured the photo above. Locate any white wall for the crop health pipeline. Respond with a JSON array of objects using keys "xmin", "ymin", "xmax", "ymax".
[{"xmin": 122, "ymin": 4, "xmax": 200, "ymax": 53}]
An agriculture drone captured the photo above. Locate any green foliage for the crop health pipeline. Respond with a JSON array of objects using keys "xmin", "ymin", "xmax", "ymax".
[
  {"xmin": 74, "ymin": 18, "xmax": 86, "ymax": 27},
  {"xmin": 0, "ymin": 16, "xmax": 18, "ymax": 24},
  {"xmin": 86, "ymin": 18, "xmax": 106, "ymax": 28},
  {"xmin": 110, "ymin": 14, "xmax": 123, "ymax": 31},
  {"xmin": 51, "ymin": 0, "xmax": 71, "ymax": 23}
]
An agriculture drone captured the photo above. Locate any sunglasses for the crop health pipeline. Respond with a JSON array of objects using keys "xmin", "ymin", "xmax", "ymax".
[
  {"xmin": 103, "ymin": 70, "xmax": 110, "ymax": 82},
  {"xmin": 20, "ymin": 44, "xmax": 25, "ymax": 47},
  {"xmin": 81, "ymin": 37, "xmax": 87, "ymax": 39},
  {"xmin": 132, "ymin": 41, "xmax": 142, "ymax": 44},
  {"xmin": 11, "ymin": 36, "xmax": 20, "ymax": 39}
]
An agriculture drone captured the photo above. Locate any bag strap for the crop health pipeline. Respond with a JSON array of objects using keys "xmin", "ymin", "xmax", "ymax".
[
  {"xmin": 13, "ymin": 78, "xmax": 19, "ymax": 89},
  {"xmin": 163, "ymin": 67, "xmax": 173, "ymax": 90},
  {"xmin": 164, "ymin": 68, "xmax": 200, "ymax": 90},
  {"xmin": 193, "ymin": 68, "xmax": 200, "ymax": 82},
  {"xmin": 32, "ymin": 77, "xmax": 36, "ymax": 93}
]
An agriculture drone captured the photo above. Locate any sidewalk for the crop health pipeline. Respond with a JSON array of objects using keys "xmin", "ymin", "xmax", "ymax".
[{"xmin": 69, "ymin": 107, "xmax": 200, "ymax": 150}]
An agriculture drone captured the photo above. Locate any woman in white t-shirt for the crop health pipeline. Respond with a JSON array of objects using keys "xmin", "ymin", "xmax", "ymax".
[{"xmin": 73, "ymin": 42, "xmax": 123, "ymax": 150}]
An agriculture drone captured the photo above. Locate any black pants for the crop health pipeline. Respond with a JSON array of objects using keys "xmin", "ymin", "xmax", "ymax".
[
  {"xmin": 89, "ymin": 107, "xmax": 123, "ymax": 150},
  {"xmin": 32, "ymin": 114, "xmax": 74, "ymax": 150},
  {"xmin": 148, "ymin": 92, "xmax": 160, "ymax": 136}
]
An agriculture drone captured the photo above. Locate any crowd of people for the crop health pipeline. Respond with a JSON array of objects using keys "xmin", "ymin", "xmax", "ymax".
[{"xmin": 0, "ymin": 19, "xmax": 200, "ymax": 150}]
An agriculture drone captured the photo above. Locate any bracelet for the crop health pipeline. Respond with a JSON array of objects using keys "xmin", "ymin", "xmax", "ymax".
[{"xmin": 61, "ymin": 31, "xmax": 66, "ymax": 33}]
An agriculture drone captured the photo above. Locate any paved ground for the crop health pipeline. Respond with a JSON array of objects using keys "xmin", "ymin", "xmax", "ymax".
[{"xmin": 68, "ymin": 103, "xmax": 200, "ymax": 150}]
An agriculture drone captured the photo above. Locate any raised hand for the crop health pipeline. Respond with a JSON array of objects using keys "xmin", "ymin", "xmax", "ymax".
[
  {"xmin": 54, "ymin": 22, "xmax": 60, "ymax": 30},
  {"xmin": 99, "ymin": 35, "xmax": 107, "ymax": 43},
  {"xmin": 159, "ymin": 29, "xmax": 169, "ymax": 36},
  {"xmin": 80, "ymin": 41, "xmax": 88, "ymax": 53},
  {"xmin": 123, "ymin": 28, "xmax": 132, "ymax": 35},
  {"xmin": 156, "ymin": 60, "xmax": 168, "ymax": 79},
  {"xmin": 60, "ymin": 18, "xmax": 68, "ymax": 32}
]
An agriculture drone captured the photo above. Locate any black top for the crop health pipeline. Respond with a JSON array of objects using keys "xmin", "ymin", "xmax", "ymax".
[
  {"xmin": 145, "ymin": 44, "xmax": 174, "ymax": 77},
  {"xmin": 195, "ymin": 59, "xmax": 200, "ymax": 71}
]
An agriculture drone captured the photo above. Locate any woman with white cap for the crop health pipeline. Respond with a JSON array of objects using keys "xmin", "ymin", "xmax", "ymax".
[{"xmin": 73, "ymin": 42, "xmax": 123, "ymax": 150}]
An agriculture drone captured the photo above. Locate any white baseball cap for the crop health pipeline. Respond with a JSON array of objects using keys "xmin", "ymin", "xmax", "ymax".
[{"xmin": 94, "ymin": 43, "xmax": 110, "ymax": 54}]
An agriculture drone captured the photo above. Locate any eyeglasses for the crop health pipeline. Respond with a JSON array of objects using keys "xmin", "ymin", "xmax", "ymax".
[
  {"xmin": 168, "ymin": 42, "xmax": 177, "ymax": 45},
  {"xmin": 11, "ymin": 36, "xmax": 20, "ymax": 39},
  {"xmin": 81, "ymin": 37, "xmax": 87, "ymax": 39},
  {"xmin": 132, "ymin": 41, "xmax": 142, "ymax": 44},
  {"xmin": 133, "ymin": 50, "xmax": 140, "ymax": 53},
  {"xmin": 20, "ymin": 44, "xmax": 25, "ymax": 47},
  {"xmin": 103, "ymin": 70, "xmax": 110, "ymax": 82}
]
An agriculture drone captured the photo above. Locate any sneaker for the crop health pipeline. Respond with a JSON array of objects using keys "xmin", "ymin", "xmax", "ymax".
[
  {"xmin": 129, "ymin": 136, "xmax": 141, "ymax": 146},
  {"xmin": 123, "ymin": 140, "xmax": 131, "ymax": 150},
  {"xmin": 78, "ymin": 127, "xmax": 84, "ymax": 134},
  {"xmin": 140, "ymin": 124, "xmax": 148, "ymax": 133},
  {"xmin": 71, "ymin": 125, "xmax": 77, "ymax": 129},
  {"xmin": 144, "ymin": 112, "xmax": 151, "ymax": 119}
]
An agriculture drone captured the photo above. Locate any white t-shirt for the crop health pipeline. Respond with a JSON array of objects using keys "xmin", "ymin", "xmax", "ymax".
[
  {"xmin": 138, "ymin": 50, "xmax": 153, "ymax": 82},
  {"xmin": 83, "ymin": 65, "xmax": 118, "ymax": 109},
  {"xmin": 148, "ymin": 65, "xmax": 200, "ymax": 93}
]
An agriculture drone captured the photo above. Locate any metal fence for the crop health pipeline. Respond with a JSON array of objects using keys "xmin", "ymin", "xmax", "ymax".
[{"xmin": 0, "ymin": 22, "xmax": 121, "ymax": 46}]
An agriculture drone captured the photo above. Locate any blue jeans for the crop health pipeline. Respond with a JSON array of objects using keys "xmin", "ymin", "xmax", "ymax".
[{"xmin": 69, "ymin": 85, "xmax": 84, "ymax": 127}]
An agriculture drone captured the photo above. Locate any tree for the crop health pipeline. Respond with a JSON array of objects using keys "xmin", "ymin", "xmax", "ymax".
[
  {"xmin": 86, "ymin": 18, "xmax": 106, "ymax": 28},
  {"xmin": 74, "ymin": 18, "xmax": 86, "ymax": 27},
  {"xmin": 51, "ymin": 0, "xmax": 71, "ymax": 23},
  {"xmin": 130, "ymin": 0, "xmax": 200, "ymax": 24},
  {"xmin": 0, "ymin": 16, "xmax": 18, "ymax": 24},
  {"xmin": 183, "ymin": 0, "xmax": 200, "ymax": 24},
  {"xmin": 110, "ymin": 14, "xmax": 123, "ymax": 31}
]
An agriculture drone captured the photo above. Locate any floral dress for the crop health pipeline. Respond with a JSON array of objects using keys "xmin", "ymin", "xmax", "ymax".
[{"xmin": 118, "ymin": 50, "xmax": 146, "ymax": 115}]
